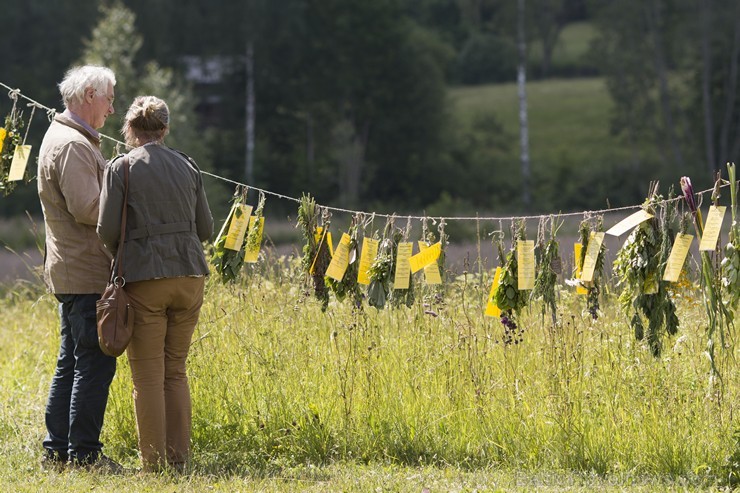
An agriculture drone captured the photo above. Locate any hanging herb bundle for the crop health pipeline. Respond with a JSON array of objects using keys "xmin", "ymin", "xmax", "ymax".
[
  {"xmin": 577, "ymin": 216, "xmax": 606, "ymax": 320},
  {"xmin": 297, "ymin": 194, "xmax": 331, "ymax": 311},
  {"xmin": 613, "ymin": 186, "xmax": 679, "ymax": 356},
  {"xmin": 244, "ymin": 191, "xmax": 266, "ymax": 256},
  {"xmin": 0, "ymin": 103, "xmax": 25, "ymax": 196},
  {"xmin": 721, "ymin": 162, "xmax": 740, "ymax": 311},
  {"xmin": 211, "ymin": 188, "xmax": 250, "ymax": 283},
  {"xmin": 531, "ymin": 216, "xmax": 562, "ymax": 324},
  {"xmin": 389, "ymin": 221, "xmax": 415, "ymax": 309},
  {"xmin": 368, "ymin": 218, "xmax": 398, "ymax": 309},
  {"xmin": 493, "ymin": 220, "xmax": 529, "ymax": 344},
  {"xmin": 325, "ymin": 215, "xmax": 364, "ymax": 309}
]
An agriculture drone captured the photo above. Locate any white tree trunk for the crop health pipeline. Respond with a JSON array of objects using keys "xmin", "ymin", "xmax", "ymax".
[
  {"xmin": 245, "ymin": 40, "xmax": 255, "ymax": 184},
  {"xmin": 517, "ymin": 0, "xmax": 531, "ymax": 209}
]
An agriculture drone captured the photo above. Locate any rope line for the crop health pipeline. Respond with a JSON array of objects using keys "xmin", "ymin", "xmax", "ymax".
[{"xmin": 1, "ymin": 81, "xmax": 734, "ymax": 223}]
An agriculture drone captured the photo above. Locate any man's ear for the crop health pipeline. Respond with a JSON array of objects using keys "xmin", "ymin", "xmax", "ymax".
[{"xmin": 85, "ymin": 87, "xmax": 96, "ymax": 103}]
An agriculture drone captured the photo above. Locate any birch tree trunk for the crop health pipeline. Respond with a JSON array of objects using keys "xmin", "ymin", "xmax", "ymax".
[
  {"xmin": 719, "ymin": 8, "xmax": 740, "ymax": 164},
  {"xmin": 245, "ymin": 40, "xmax": 255, "ymax": 184},
  {"xmin": 517, "ymin": 0, "xmax": 531, "ymax": 209},
  {"xmin": 646, "ymin": 0, "xmax": 685, "ymax": 170},
  {"xmin": 700, "ymin": 0, "xmax": 717, "ymax": 173}
]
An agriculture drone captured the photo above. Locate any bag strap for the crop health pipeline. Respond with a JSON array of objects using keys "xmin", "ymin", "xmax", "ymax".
[{"xmin": 113, "ymin": 155, "xmax": 130, "ymax": 286}]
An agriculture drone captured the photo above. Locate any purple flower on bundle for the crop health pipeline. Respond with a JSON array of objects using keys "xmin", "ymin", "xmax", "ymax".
[{"xmin": 680, "ymin": 176, "xmax": 697, "ymax": 213}]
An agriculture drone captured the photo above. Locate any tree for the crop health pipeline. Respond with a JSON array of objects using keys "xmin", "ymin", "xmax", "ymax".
[{"xmin": 79, "ymin": 2, "xmax": 209, "ymax": 165}]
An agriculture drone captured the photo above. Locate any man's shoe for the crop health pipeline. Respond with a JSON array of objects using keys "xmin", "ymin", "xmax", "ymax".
[
  {"xmin": 40, "ymin": 450, "xmax": 68, "ymax": 472},
  {"xmin": 70, "ymin": 453, "xmax": 124, "ymax": 474}
]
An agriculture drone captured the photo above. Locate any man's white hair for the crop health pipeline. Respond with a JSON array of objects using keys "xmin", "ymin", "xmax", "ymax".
[{"xmin": 58, "ymin": 65, "xmax": 116, "ymax": 108}]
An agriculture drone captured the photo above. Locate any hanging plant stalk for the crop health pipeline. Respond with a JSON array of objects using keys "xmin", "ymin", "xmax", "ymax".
[
  {"xmin": 680, "ymin": 175, "xmax": 733, "ymax": 378},
  {"xmin": 211, "ymin": 188, "xmax": 250, "ymax": 283},
  {"xmin": 368, "ymin": 218, "xmax": 397, "ymax": 309},
  {"xmin": 325, "ymin": 215, "xmax": 363, "ymax": 309},
  {"xmin": 493, "ymin": 219, "xmax": 529, "ymax": 344},
  {"xmin": 721, "ymin": 162, "xmax": 740, "ymax": 311},
  {"xmin": 0, "ymin": 104, "xmax": 24, "ymax": 196},
  {"xmin": 613, "ymin": 185, "xmax": 679, "ymax": 357},
  {"xmin": 244, "ymin": 191, "xmax": 266, "ymax": 257},
  {"xmin": 531, "ymin": 216, "xmax": 562, "ymax": 325},
  {"xmin": 578, "ymin": 216, "xmax": 606, "ymax": 320},
  {"xmin": 297, "ymin": 194, "xmax": 331, "ymax": 311}
]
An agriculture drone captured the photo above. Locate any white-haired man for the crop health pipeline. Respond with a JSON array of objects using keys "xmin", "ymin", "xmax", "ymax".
[{"xmin": 37, "ymin": 65, "xmax": 121, "ymax": 472}]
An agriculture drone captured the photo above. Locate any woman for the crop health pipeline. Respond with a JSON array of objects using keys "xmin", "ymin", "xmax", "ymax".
[{"xmin": 97, "ymin": 96, "xmax": 213, "ymax": 472}]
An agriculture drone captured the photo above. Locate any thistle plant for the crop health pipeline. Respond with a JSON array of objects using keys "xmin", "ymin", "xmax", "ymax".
[{"xmin": 368, "ymin": 219, "xmax": 400, "ymax": 310}]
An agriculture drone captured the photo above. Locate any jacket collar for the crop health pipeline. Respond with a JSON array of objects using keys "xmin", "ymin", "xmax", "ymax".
[{"xmin": 54, "ymin": 112, "xmax": 101, "ymax": 148}]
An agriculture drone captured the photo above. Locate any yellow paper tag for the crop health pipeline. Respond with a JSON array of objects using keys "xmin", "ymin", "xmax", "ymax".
[
  {"xmin": 485, "ymin": 267, "xmax": 502, "ymax": 317},
  {"xmin": 224, "ymin": 204, "xmax": 253, "ymax": 251},
  {"xmin": 418, "ymin": 242, "xmax": 442, "ymax": 285},
  {"xmin": 517, "ymin": 240, "xmax": 535, "ymax": 290},
  {"xmin": 357, "ymin": 237, "xmax": 379, "ymax": 285},
  {"xmin": 605, "ymin": 209, "xmax": 654, "ymax": 237},
  {"xmin": 663, "ymin": 233, "xmax": 693, "ymax": 282},
  {"xmin": 326, "ymin": 233, "xmax": 352, "ymax": 281},
  {"xmin": 8, "ymin": 144, "xmax": 31, "ymax": 181},
  {"xmin": 393, "ymin": 242, "xmax": 413, "ymax": 289},
  {"xmin": 574, "ymin": 243, "xmax": 588, "ymax": 295},
  {"xmin": 409, "ymin": 241, "xmax": 441, "ymax": 273},
  {"xmin": 699, "ymin": 206, "xmax": 727, "ymax": 251},
  {"xmin": 244, "ymin": 216, "xmax": 264, "ymax": 263},
  {"xmin": 580, "ymin": 232, "xmax": 605, "ymax": 282}
]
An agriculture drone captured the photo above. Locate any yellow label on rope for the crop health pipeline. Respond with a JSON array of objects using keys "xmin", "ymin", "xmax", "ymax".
[
  {"xmin": 326, "ymin": 233, "xmax": 352, "ymax": 281},
  {"xmin": 418, "ymin": 242, "xmax": 442, "ymax": 285},
  {"xmin": 409, "ymin": 241, "xmax": 441, "ymax": 273},
  {"xmin": 605, "ymin": 209, "xmax": 653, "ymax": 237},
  {"xmin": 357, "ymin": 237, "xmax": 379, "ymax": 285},
  {"xmin": 580, "ymin": 232, "xmax": 605, "ymax": 282},
  {"xmin": 517, "ymin": 240, "xmax": 535, "ymax": 290},
  {"xmin": 485, "ymin": 267, "xmax": 502, "ymax": 317},
  {"xmin": 244, "ymin": 216, "xmax": 264, "ymax": 263},
  {"xmin": 393, "ymin": 242, "xmax": 413, "ymax": 289},
  {"xmin": 663, "ymin": 233, "xmax": 693, "ymax": 282},
  {"xmin": 699, "ymin": 206, "xmax": 726, "ymax": 251},
  {"xmin": 9, "ymin": 144, "xmax": 32, "ymax": 181},
  {"xmin": 224, "ymin": 204, "xmax": 253, "ymax": 251}
]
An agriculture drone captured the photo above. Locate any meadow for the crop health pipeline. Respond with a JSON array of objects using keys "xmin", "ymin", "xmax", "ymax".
[{"xmin": 0, "ymin": 247, "xmax": 737, "ymax": 492}]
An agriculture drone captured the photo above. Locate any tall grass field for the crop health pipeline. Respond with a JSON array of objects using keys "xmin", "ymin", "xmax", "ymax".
[{"xmin": 0, "ymin": 249, "xmax": 737, "ymax": 492}]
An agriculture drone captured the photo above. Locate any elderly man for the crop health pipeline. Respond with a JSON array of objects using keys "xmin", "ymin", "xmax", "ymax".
[{"xmin": 37, "ymin": 65, "xmax": 121, "ymax": 472}]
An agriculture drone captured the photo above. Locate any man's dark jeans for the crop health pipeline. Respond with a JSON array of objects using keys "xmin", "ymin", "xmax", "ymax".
[{"xmin": 43, "ymin": 293, "xmax": 116, "ymax": 463}]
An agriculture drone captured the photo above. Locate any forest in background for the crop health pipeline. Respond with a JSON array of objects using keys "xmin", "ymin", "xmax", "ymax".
[{"xmin": 2, "ymin": 0, "xmax": 740, "ymax": 222}]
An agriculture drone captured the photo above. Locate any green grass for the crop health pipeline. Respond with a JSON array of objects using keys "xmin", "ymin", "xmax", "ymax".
[
  {"xmin": 0, "ymin": 255, "xmax": 737, "ymax": 491},
  {"xmin": 536, "ymin": 21, "xmax": 598, "ymax": 68},
  {"xmin": 449, "ymin": 77, "xmax": 650, "ymax": 211}
]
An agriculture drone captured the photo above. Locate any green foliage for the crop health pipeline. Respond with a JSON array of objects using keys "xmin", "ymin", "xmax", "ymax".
[
  {"xmin": 210, "ymin": 191, "xmax": 249, "ymax": 283},
  {"xmin": 531, "ymin": 218, "xmax": 562, "ymax": 321},
  {"xmin": 456, "ymin": 32, "xmax": 517, "ymax": 84},
  {"xmin": 577, "ymin": 217, "xmax": 606, "ymax": 320},
  {"xmin": 297, "ymin": 194, "xmax": 331, "ymax": 311},
  {"xmin": 493, "ymin": 221, "xmax": 529, "ymax": 343},
  {"xmin": 79, "ymin": 2, "xmax": 209, "ymax": 165},
  {"xmin": 613, "ymin": 192, "xmax": 679, "ymax": 357},
  {"xmin": 0, "ymin": 108, "xmax": 24, "ymax": 196}
]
